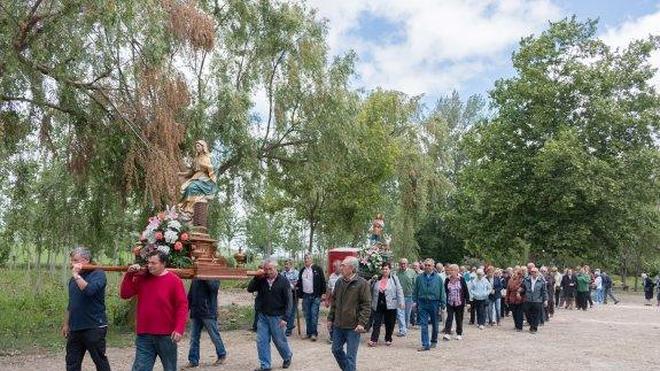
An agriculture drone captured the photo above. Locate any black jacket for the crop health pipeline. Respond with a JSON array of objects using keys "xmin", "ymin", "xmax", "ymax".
[
  {"xmin": 444, "ymin": 276, "xmax": 470, "ymax": 306},
  {"xmin": 188, "ymin": 279, "xmax": 220, "ymax": 319},
  {"xmin": 248, "ymin": 274, "xmax": 292, "ymax": 318},
  {"xmin": 296, "ymin": 264, "xmax": 326, "ymax": 298}
]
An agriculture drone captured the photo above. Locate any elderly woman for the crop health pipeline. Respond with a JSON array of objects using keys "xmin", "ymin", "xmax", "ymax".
[
  {"xmin": 505, "ymin": 268, "xmax": 525, "ymax": 331},
  {"xmin": 368, "ymin": 262, "xmax": 404, "ymax": 346},
  {"xmin": 179, "ymin": 140, "xmax": 217, "ymax": 214},
  {"xmin": 468, "ymin": 268, "xmax": 492, "ymax": 330},
  {"xmin": 442, "ymin": 264, "xmax": 469, "ymax": 340}
]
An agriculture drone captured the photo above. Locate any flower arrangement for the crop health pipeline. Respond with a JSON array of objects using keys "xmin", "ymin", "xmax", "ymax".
[{"xmin": 133, "ymin": 207, "xmax": 193, "ymax": 268}]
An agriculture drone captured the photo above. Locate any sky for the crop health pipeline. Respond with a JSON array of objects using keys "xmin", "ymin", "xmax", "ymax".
[{"xmin": 304, "ymin": 0, "xmax": 660, "ymax": 106}]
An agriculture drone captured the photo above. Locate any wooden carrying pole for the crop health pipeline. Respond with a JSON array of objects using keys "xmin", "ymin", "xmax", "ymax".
[{"xmin": 80, "ymin": 264, "xmax": 258, "ymax": 280}]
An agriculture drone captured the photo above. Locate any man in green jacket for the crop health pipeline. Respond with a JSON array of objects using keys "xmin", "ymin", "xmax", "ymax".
[
  {"xmin": 328, "ymin": 256, "xmax": 371, "ymax": 371},
  {"xmin": 396, "ymin": 258, "xmax": 417, "ymax": 337},
  {"xmin": 413, "ymin": 258, "xmax": 446, "ymax": 351},
  {"xmin": 576, "ymin": 267, "xmax": 591, "ymax": 311}
]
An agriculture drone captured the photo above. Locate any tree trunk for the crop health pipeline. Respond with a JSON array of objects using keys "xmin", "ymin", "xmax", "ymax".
[
  {"xmin": 620, "ymin": 264, "xmax": 628, "ymax": 291},
  {"xmin": 308, "ymin": 218, "xmax": 315, "ymax": 253}
]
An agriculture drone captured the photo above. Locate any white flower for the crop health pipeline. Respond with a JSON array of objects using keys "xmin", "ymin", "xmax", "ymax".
[
  {"xmin": 157, "ymin": 245, "xmax": 170, "ymax": 255},
  {"xmin": 167, "ymin": 220, "xmax": 182, "ymax": 231},
  {"xmin": 164, "ymin": 230, "xmax": 179, "ymax": 244}
]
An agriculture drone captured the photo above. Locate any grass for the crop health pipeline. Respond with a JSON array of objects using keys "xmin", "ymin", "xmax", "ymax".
[{"xmin": 0, "ymin": 268, "xmax": 257, "ymax": 355}]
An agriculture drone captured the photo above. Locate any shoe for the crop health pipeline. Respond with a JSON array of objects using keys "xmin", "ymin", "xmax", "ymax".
[
  {"xmin": 455, "ymin": 335, "xmax": 463, "ymax": 340},
  {"xmin": 254, "ymin": 368, "xmax": 271, "ymax": 371},
  {"xmin": 443, "ymin": 334, "xmax": 451, "ymax": 341},
  {"xmin": 182, "ymin": 363, "xmax": 199, "ymax": 369},
  {"xmin": 385, "ymin": 341, "xmax": 392, "ymax": 346},
  {"xmin": 478, "ymin": 325, "xmax": 484, "ymax": 330},
  {"xmin": 283, "ymin": 358, "xmax": 292, "ymax": 369},
  {"xmin": 430, "ymin": 342, "xmax": 437, "ymax": 348},
  {"xmin": 310, "ymin": 335, "xmax": 317, "ymax": 342},
  {"xmin": 614, "ymin": 301, "xmax": 619, "ymax": 305},
  {"xmin": 396, "ymin": 333, "xmax": 406, "ymax": 337},
  {"xmin": 417, "ymin": 347, "xmax": 430, "ymax": 352},
  {"xmin": 214, "ymin": 357, "xmax": 226, "ymax": 365},
  {"xmin": 368, "ymin": 341, "xmax": 376, "ymax": 347},
  {"xmin": 285, "ymin": 331, "xmax": 291, "ymax": 336},
  {"xmin": 301, "ymin": 335, "xmax": 310, "ymax": 339}
]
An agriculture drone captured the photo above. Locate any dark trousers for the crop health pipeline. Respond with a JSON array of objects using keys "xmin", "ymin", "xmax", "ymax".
[
  {"xmin": 132, "ymin": 334, "xmax": 177, "ymax": 371},
  {"xmin": 547, "ymin": 290, "xmax": 555, "ymax": 316},
  {"xmin": 555, "ymin": 287, "xmax": 561, "ymax": 306},
  {"xmin": 474, "ymin": 299, "xmax": 487, "ymax": 326},
  {"xmin": 576, "ymin": 291, "xmax": 589, "ymax": 310},
  {"xmin": 66, "ymin": 327, "xmax": 111, "ymax": 371},
  {"xmin": 587, "ymin": 289, "xmax": 594, "ymax": 306},
  {"xmin": 468, "ymin": 299, "xmax": 476, "ymax": 324},
  {"xmin": 526, "ymin": 302, "xmax": 542, "ymax": 331},
  {"xmin": 443, "ymin": 305, "xmax": 464, "ymax": 335},
  {"xmin": 510, "ymin": 303, "xmax": 524, "ymax": 330},
  {"xmin": 370, "ymin": 308, "xmax": 397, "ymax": 343}
]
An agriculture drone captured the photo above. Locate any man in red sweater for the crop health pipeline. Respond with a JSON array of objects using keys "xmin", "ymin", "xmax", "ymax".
[{"xmin": 120, "ymin": 251, "xmax": 188, "ymax": 371}]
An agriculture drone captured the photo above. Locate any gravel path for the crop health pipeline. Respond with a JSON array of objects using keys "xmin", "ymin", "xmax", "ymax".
[{"xmin": 2, "ymin": 293, "xmax": 659, "ymax": 371}]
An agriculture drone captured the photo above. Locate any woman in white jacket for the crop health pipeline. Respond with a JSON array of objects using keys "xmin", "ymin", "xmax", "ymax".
[{"xmin": 369, "ymin": 262, "xmax": 405, "ymax": 346}]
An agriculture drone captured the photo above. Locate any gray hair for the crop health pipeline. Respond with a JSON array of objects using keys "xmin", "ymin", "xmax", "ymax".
[
  {"xmin": 343, "ymin": 256, "xmax": 359, "ymax": 273},
  {"xmin": 263, "ymin": 258, "xmax": 279, "ymax": 269},
  {"xmin": 70, "ymin": 246, "xmax": 92, "ymax": 262}
]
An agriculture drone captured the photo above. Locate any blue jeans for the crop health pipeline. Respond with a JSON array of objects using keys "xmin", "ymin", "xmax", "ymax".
[
  {"xmin": 188, "ymin": 318, "xmax": 227, "ymax": 366},
  {"xmin": 417, "ymin": 299, "xmax": 439, "ymax": 349},
  {"xmin": 594, "ymin": 288, "xmax": 604, "ymax": 303},
  {"xmin": 331, "ymin": 327, "xmax": 361, "ymax": 371},
  {"xmin": 256, "ymin": 313, "xmax": 292, "ymax": 369},
  {"xmin": 132, "ymin": 334, "xmax": 177, "ymax": 371},
  {"xmin": 302, "ymin": 294, "xmax": 320, "ymax": 336},
  {"xmin": 285, "ymin": 291, "xmax": 297, "ymax": 335},
  {"xmin": 488, "ymin": 298, "xmax": 501, "ymax": 324},
  {"xmin": 396, "ymin": 296, "xmax": 413, "ymax": 335}
]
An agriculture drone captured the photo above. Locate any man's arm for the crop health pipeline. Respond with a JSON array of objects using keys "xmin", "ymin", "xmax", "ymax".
[
  {"xmin": 61, "ymin": 309, "xmax": 70, "ymax": 337},
  {"xmin": 119, "ymin": 272, "xmax": 139, "ymax": 299},
  {"xmin": 172, "ymin": 277, "xmax": 189, "ymax": 337},
  {"xmin": 357, "ymin": 281, "xmax": 372, "ymax": 329},
  {"xmin": 81, "ymin": 270, "xmax": 106, "ymax": 297}
]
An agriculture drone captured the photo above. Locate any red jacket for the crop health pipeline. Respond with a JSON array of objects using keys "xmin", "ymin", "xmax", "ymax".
[
  {"xmin": 120, "ymin": 271, "xmax": 188, "ymax": 335},
  {"xmin": 505, "ymin": 276, "xmax": 525, "ymax": 305}
]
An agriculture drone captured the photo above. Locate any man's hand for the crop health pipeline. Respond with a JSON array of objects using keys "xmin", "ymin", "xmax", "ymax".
[
  {"xmin": 61, "ymin": 324, "xmax": 69, "ymax": 338},
  {"xmin": 170, "ymin": 331, "xmax": 183, "ymax": 343},
  {"xmin": 354, "ymin": 325, "xmax": 365, "ymax": 333},
  {"xmin": 255, "ymin": 269, "xmax": 265, "ymax": 277},
  {"xmin": 72, "ymin": 263, "xmax": 83, "ymax": 276},
  {"xmin": 279, "ymin": 320, "xmax": 287, "ymax": 329},
  {"xmin": 127, "ymin": 264, "xmax": 141, "ymax": 273}
]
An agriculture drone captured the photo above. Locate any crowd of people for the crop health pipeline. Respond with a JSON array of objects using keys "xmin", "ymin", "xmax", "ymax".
[{"xmin": 63, "ymin": 246, "xmax": 658, "ymax": 371}]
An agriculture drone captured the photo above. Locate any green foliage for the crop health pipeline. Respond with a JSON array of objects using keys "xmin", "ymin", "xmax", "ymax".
[{"xmin": 455, "ymin": 18, "xmax": 660, "ymax": 266}]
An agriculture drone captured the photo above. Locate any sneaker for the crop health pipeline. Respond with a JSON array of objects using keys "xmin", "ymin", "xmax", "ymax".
[
  {"xmin": 417, "ymin": 347, "xmax": 430, "ymax": 352},
  {"xmin": 430, "ymin": 342, "xmax": 437, "ymax": 348},
  {"xmin": 385, "ymin": 341, "xmax": 392, "ymax": 346},
  {"xmin": 443, "ymin": 334, "xmax": 451, "ymax": 341},
  {"xmin": 182, "ymin": 363, "xmax": 199, "ymax": 369},
  {"xmin": 310, "ymin": 335, "xmax": 317, "ymax": 342},
  {"xmin": 478, "ymin": 325, "xmax": 484, "ymax": 330},
  {"xmin": 283, "ymin": 358, "xmax": 292, "ymax": 369},
  {"xmin": 301, "ymin": 335, "xmax": 310, "ymax": 339},
  {"xmin": 368, "ymin": 341, "xmax": 376, "ymax": 347},
  {"xmin": 614, "ymin": 300, "xmax": 619, "ymax": 305},
  {"xmin": 396, "ymin": 333, "xmax": 406, "ymax": 337},
  {"xmin": 455, "ymin": 335, "xmax": 463, "ymax": 340}
]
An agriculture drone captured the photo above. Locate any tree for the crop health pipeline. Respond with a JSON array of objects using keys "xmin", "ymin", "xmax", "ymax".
[{"xmin": 455, "ymin": 18, "xmax": 660, "ymax": 265}]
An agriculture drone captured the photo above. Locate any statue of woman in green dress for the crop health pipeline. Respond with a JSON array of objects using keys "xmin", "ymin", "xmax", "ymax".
[{"xmin": 178, "ymin": 140, "xmax": 217, "ymax": 214}]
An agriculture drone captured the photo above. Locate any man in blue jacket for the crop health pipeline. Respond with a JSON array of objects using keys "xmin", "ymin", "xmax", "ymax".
[
  {"xmin": 62, "ymin": 246, "xmax": 110, "ymax": 371},
  {"xmin": 184, "ymin": 279, "xmax": 227, "ymax": 368},
  {"xmin": 413, "ymin": 258, "xmax": 446, "ymax": 351}
]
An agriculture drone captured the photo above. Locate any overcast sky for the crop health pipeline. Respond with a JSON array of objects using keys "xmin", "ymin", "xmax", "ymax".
[{"xmin": 304, "ymin": 0, "xmax": 660, "ymax": 103}]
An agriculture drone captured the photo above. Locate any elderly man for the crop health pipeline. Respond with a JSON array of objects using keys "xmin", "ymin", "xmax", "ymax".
[
  {"xmin": 281, "ymin": 259, "xmax": 299, "ymax": 336},
  {"xmin": 62, "ymin": 246, "xmax": 110, "ymax": 371},
  {"xmin": 120, "ymin": 251, "xmax": 188, "ymax": 371},
  {"xmin": 395, "ymin": 258, "xmax": 417, "ymax": 337},
  {"xmin": 248, "ymin": 259, "xmax": 293, "ymax": 371},
  {"xmin": 328, "ymin": 256, "xmax": 371, "ymax": 371},
  {"xmin": 296, "ymin": 254, "xmax": 326, "ymax": 341},
  {"xmin": 413, "ymin": 258, "xmax": 446, "ymax": 351},
  {"xmin": 521, "ymin": 267, "xmax": 548, "ymax": 333}
]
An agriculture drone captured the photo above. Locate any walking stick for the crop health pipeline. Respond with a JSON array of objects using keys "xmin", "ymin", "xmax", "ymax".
[{"xmin": 294, "ymin": 289, "xmax": 302, "ymax": 336}]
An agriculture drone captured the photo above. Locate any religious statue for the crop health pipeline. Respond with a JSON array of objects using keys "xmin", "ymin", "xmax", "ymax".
[
  {"xmin": 178, "ymin": 140, "xmax": 217, "ymax": 215},
  {"xmin": 368, "ymin": 213, "xmax": 391, "ymax": 251},
  {"xmin": 358, "ymin": 213, "xmax": 393, "ymax": 278}
]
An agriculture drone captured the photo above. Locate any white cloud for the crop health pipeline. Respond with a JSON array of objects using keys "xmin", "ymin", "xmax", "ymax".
[
  {"xmin": 307, "ymin": 0, "xmax": 562, "ymax": 96},
  {"xmin": 601, "ymin": 9, "xmax": 660, "ymax": 88}
]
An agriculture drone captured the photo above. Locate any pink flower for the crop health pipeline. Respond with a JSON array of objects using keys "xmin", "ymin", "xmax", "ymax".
[
  {"xmin": 180, "ymin": 232, "xmax": 189, "ymax": 241},
  {"xmin": 154, "ymin": 231, "xmax": 163, "ymax": 241},
  {"xmin": 174, "ymin": 241, "xmax": 183, "ymax": 251}
]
